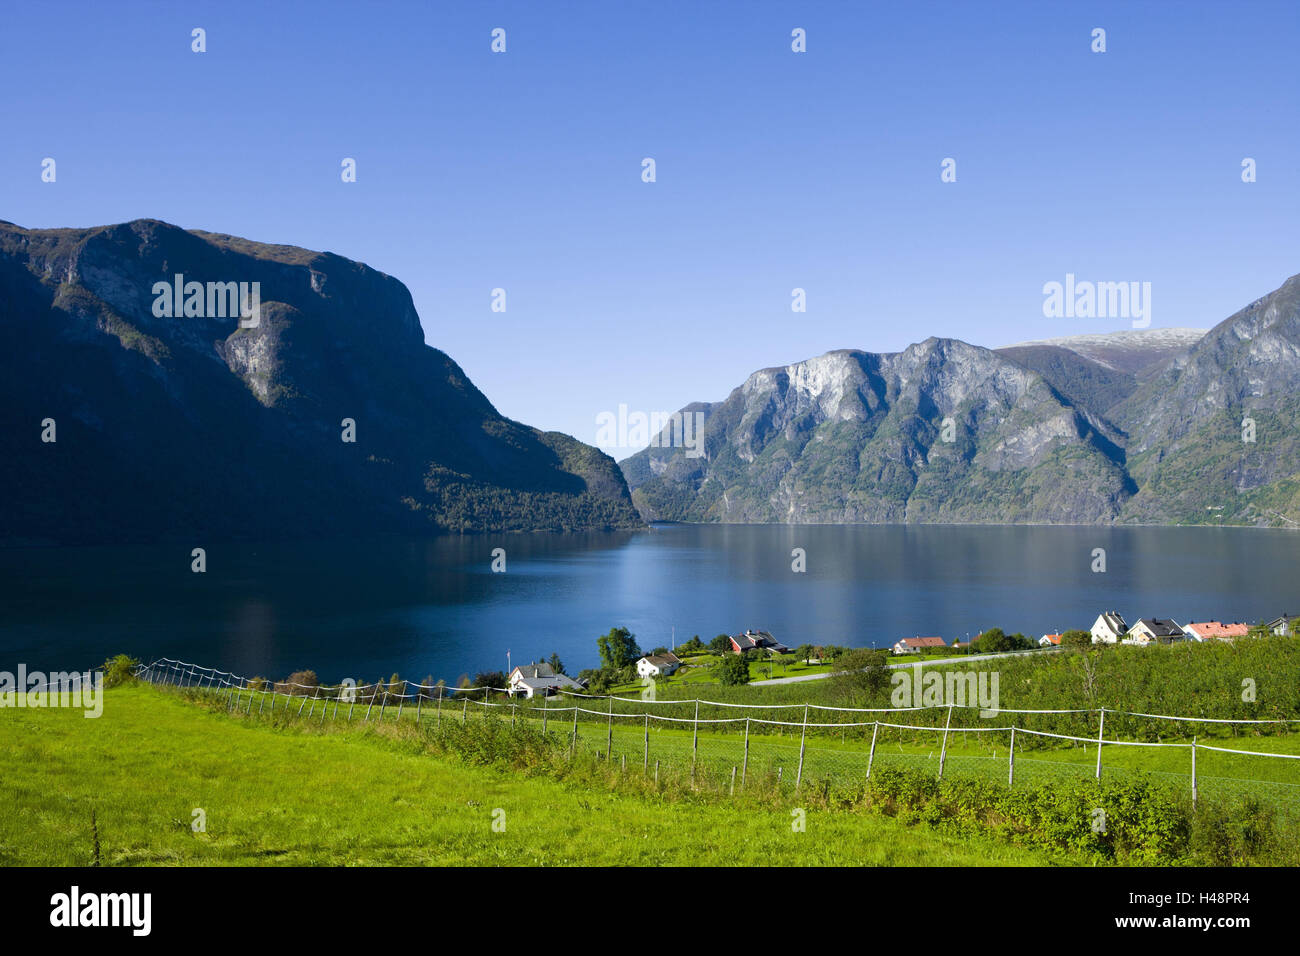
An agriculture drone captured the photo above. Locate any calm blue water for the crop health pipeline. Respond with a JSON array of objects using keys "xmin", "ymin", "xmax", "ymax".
[{"xmin": 1, "ymin": 524, "xmax": 1295, "ymax": 683}]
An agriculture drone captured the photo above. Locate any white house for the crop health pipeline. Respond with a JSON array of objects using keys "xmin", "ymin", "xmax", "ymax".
[
  {"xmin": 636, "ymin": 652, "xmax": 681, "ymax": 678},
  {"xmin": 507, "ymin": 662, "xmax": 582, "ymax": 699},
  {"xmin": 1039, "ymin": 633, "xmax": 1062, "ymax": 647},
  {"xmin": 892, "ymin": 636, "xmax": 946, "ymax": 655},
  {"xmin": 1265, "ymin": 615, "xmax": 1296, "ymax": 637},
  {"xmin": 1090, "ymin": 612, "xmax": 1128, "ymax": 644},
  {"xmin": 1125, "ymin": 618, "xmax": 1185, "ymax": 646}
]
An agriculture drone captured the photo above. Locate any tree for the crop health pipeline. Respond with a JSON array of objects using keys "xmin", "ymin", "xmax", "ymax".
[
  {"xmin": 794, "ymin": 643, "xmax": 815, "ymax": 664},
  {"xmin": 650, "ymin": 646, "xmax": 670, "ymax": 656},
  {"xmin": 597, "ymin": 626, "xmax": 640, "ymax": 670},
  {"xmin": 826, "ymin": 648, "xmax": 891, "ymax": 701},
  {"xmin": 474, "ymin": 671, "xmax": 506, "ymax": 694},
  {"xmin": 680, "ymin": 635, "xmax": 706, "ymax": 654},
  {"xmin": 547, "ymin": 653, "xmax": 566, "ymax": 675},
  {"xmin": 973, "ymin": 628, "xmax": 1009, "ymax": 652},
  {"xmin": 709, "ymin": 634, "xmax": 733, "ymax": 654},
  {"xmin": 717, "ymin": 652, "xmax": 751, "ymax": 686},
  {"xmin": 1061, "ymin": 629, "xmax": 1092, "ymax": 648}
]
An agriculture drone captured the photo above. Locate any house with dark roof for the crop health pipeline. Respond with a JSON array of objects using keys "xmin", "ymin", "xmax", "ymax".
[
  {"xmin": 1125, "ymin": 618, "xmax": 1185, "ymax": 646},
  {"xmin": 636, "ymin": 652, "xmax": 682, "ymax": 678},
  {"xmin": 728, "ymin": 630, "xmax": 790, "ymax": 655},
  {"xmin": 507, "ymin": 662, "xmax": 582, "ymax": 699},
  {"xmin": 1090, "ymin": 611, "xmax": 1128, "ymax": 644},
  {"xmin": 1266, "ymin": 615, "xmax": 1297, "ymax": 637}
]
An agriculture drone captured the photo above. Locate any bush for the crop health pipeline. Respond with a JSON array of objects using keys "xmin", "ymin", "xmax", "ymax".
[{"xmin": 99, "ymin": 654, "xmax": 141, "ymax": 688}]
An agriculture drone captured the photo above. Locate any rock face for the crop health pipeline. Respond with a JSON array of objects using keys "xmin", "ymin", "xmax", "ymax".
[
  {"xmin": 621, "ymin": 339, "xmax": 1133, "ymax": 525},
  {"xmin": 0, "ymin": 219, "xmax": 641, "ymax": 544},
  {"xmin": 621, "ymin": 273, "xmax": 1300, "ymax": 527}
]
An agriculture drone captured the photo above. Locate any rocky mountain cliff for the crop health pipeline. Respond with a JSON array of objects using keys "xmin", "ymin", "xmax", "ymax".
[
  {"xmin": 0, "ymin": 219, "xmax": 641, "ymax": 544},
  {"xmin": 621, "ymin": 274, "xmax": 1300, "ymax": 527}
]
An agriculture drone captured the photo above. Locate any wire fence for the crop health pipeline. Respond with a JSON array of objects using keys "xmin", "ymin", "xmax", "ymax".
[{"xmin": 134, "ymin": 658, "xmax": 1300, "ymax": 819}]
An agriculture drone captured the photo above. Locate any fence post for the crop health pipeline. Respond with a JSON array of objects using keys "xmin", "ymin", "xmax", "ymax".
[
  {"xmin": 435, "ymin": 690, "xmax": 441, "ymax": 728},
  {"xmin": 867, "ymin": 720, "xmax": 879, "ymax": 780},
  {"xmin": 363, "ymin": 681, "xmax": 376, "ymax": 721},
  {"xmin": 462, "ymin": 697, "xmax": 467, "ymax": 723},
  {"xmin": 742, "ymin": 717, "xmax": 751, "ymax": 786},
  {"xmin": 1008, "ymin": 726, "xmax": 1016, "ymax": 786},
  {"xmin": 654, "ymin": 759, "xmax": 659, "ymax": 788},
  {"xmin": 483, "ymin": 686, "xmax": 489, "ymax": 722},
  {"xmin": 644, "ymin": 713, "xmax": 650, "ymax": 770},
  {"xmin": 937, "ymin": 703, "xmax": 953, "ymax": 780},
  {"xmin": 416, "ymin": 687, "xmax": 422, "ymax": 725},
  {"xmin": 1095, "ymin": 708, "xmax": 1106, "ymax": 780},
  {"xmin": 542, "ymin": 694, "xmax": 548, "ymax": 734},
  {"xmin": 397, "ymin": 681, "xmax": 405, "ymax": 721},
  {"xmin": 795, "ymin": 705, "xmax": 809, "ymax": 790},
  {"xmin": 511, "ymin": 701, "xmax": 516, "ymax": 728},
  {"xmin": 1191, "ymin": 737, "xmax": 1197, "ymax": 805},
  {"xmin": 730, "ymin": 765, "xmax": 737, "ymax": 796},
  {"xmin": 570, "ymin": 704, "xmax": 579, "ymax": 757},
  {"xmin": 606, "ymin": 696, "xmax": 614, "ymax": 760},
  {"xmin": 691, "ymin": 700, "xmax": 700, "ymax": 782}
]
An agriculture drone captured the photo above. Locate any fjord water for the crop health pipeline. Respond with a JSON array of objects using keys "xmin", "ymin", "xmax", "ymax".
[{"xmin": 1, "ymin": 524, "xmax": 1295, "ymax": 683}]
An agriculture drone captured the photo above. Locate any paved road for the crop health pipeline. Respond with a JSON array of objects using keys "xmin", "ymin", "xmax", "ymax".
[{"xmin": 752, "ymin": 646, "xmax": 1058, "ymax": 685}]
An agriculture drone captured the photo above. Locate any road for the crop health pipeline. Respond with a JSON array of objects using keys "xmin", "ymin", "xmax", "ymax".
[{"xmin": 751, "ymin": 646, "xmax": 1058, "ymax": 685}]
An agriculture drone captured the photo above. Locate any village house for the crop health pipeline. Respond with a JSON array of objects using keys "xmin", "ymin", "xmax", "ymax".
[
  {"xmin": 1182, "ymin": 621, "xmax": 1250, "ymax": 642},
  {"xmin": 728, "ymin": 630, "xmax": 791, "ymax": 655},
  {"xmin": 1038, "ymin": 633, "xmax": 1062, "ymax": 647},
  {"xmin": 892, "ymin": 636, "xmax": 946, "ymax": 655},
  {"xmin": 636, "ymin": 652, "xmax": 681, "ymax": 678},
  {"xmin": 1090, "ymin": 611, "xmax": 1128, "ymax": 644},
  {"xmin": 1125, "ymin": 618, "xmax": 1185, "ymax": 646},
  {"xmin": 1265, "ymin": 615, "xmax": 1297, "ymax": 637},
  {"xmin": 507, "ymin": 662, "xmax": 582, "ymax": 699}
]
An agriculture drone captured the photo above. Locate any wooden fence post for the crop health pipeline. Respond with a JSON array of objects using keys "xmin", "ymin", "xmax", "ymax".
[
  {"xmin": 742, "ymin": 718, "xmax": 751, "ymax": 786},
  {"xmin": 606, "ymin": 696, "xmax": 614, "ymax": 760},
  {"xmin": 938, "ymin": 703, "xmax": 953, "ymax": 780},
  {"xmin": 1095, "ymin": 708, "xmax": 1106, "ymax": 780},
  {"xmin": 542, "ymin": 694, "xmax": 548, "ymax": 734},
  {"xmin": 867, "ymin": 720, "xmax": 879, "ymax": 780},
  {"xmin": 397, "ymin": 681, "xmax": 405, "ymax": 721},
  {"xmin": 730, "ymin": 765, "xmax": 737, "ymax": 796},
  {"xmin": 643, "ymin": 713, "xmax": 649, "ymax": 770},
  {"xmin": 1191, "ymin": 737, "xmax": 1197, "ymax": 805},
  {"xmin": 1008, "ymin": 726, "xmax": 1016, "ymax": 786},
  {"xmin": 795, "ymin": 705, "xmax": 809, "ymax": 790},
  {"xmin": 691, "ymin": 700, "xmax": 700, "ymax": 781},
  {"xmin": 570, "ymin": 704, "xmax": 579, "ymax": 757}
]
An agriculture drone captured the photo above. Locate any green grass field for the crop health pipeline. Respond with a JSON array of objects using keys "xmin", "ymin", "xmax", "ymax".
[{"xmin": 0, "ymin": 684, "xmax": 1086, "ymax": 866}]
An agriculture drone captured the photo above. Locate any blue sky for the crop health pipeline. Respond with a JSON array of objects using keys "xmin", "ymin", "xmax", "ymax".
[{"xmin": 4, "ymin": 0, "xmax": 1297, "ymax": 458}]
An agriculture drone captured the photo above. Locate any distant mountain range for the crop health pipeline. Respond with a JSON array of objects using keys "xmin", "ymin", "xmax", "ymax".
[
  {"xmin": 0, "ymin": 219, "xmax": 641, "ymax": 545},
  {"xmin": 621, "ymin": 275, "xmax": 1300, "ymax": 527}
]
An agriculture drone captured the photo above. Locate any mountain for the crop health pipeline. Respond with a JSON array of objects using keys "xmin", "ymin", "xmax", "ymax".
[
  {"xmin": 1114, "ymin": 276, "xmax": 1300, "ymax": 525},
  {"xmin": 620, "ymin": 339, "xmax": 1134, "ymax": 525},
  {"xmin": 999, "ymin": 328, "xmax": 1208, "ymax": 375},
  {"xmin": 994, "ymin": 328, "xmax": 1207, "ymax": 422},
  {"xmin": 620, "ymin": 276, "xmax": 1300, "ymax": 528},
  {"xmin": 0, "ymin": 219, "xmax": 641, "ymax": 545}
]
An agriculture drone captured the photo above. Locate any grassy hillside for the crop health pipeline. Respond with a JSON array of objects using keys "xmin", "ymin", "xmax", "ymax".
[{"xmin": 0, "ymin": 684, "xmax": 1072, "ymax": 867}]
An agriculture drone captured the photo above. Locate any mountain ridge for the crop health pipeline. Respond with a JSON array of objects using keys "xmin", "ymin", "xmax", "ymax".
[
  {"xmin": 620, "ymin": 275, "xmax": 1300, "ymax": 528},
  {"xmin": 0, "ymin": 218, "xmax": 642, "ymax": 544}
]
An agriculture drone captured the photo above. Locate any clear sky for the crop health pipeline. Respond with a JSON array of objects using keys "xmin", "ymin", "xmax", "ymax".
[{"xmin": 4, "ymin": 0, "xmax": 1297, "ymax": 459}]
